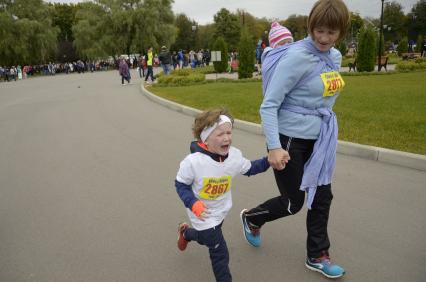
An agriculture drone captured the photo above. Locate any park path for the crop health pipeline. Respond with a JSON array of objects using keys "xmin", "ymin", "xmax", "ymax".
[{"xmin": 0, "ymin": 70, "xmax": 425, "ymax": 282}]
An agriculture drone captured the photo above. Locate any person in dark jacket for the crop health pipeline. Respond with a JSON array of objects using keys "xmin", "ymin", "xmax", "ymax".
[
  {"xmin": 118, "ymin": 58, "xmax": 131, "ymax": 85},
  {"xmin": 158, "ymin": 46, "xmax": 172, "ymax": 75}
]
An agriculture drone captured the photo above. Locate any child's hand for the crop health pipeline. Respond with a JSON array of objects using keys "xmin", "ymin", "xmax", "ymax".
[
  {"xmin": 268, "ymin": 148, "xmax": 290, "ymax": 171},
  {"xmin": 191, "ymin": 200, "xmax": 210, "ymax": 221}
]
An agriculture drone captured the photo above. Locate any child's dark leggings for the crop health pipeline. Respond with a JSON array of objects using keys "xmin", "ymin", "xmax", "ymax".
[
  {"xmin": 244, "ymin": 134, "xmax": 333, "ymax": 259},
  {"xmin": 184, "ymin": 222, "xmax": 231, "ymax": 282}
]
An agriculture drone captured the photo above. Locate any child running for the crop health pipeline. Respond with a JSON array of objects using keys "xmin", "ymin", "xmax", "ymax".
[{"xmin": 175, "ymin": 108, "xmax": 270, "ymax": 282}]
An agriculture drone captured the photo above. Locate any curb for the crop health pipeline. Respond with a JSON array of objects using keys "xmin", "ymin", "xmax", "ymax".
[{"xmin": 140, "ymin": 83, "xmax": 426, "ymax": 172}]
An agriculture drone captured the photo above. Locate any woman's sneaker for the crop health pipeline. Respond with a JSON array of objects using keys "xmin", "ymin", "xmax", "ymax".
[
  {"xmin": 177, "ymin": 222, "xmax": 189, "ymax": 251},
  {"xmin": 305, "ymin": 253, "xmax": 345, "ymax": 279},
  {"xmin": 240, "ymin": 209, "xmax": 261, "ymax": 247}
]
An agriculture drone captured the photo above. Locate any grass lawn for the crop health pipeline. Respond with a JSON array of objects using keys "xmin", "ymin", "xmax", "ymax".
[{"xmin": 149, "ymin": 71, "xmax": 426, "ymax": 155}]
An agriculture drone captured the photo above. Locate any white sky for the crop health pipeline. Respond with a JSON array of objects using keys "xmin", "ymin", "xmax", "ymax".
[{"xmin": 46, "ymin": 0, "xmax": 419, "ymax": 25}]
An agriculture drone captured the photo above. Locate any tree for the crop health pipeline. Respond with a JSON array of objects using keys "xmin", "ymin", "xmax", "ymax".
[
  {"xmin": 411, "ymin": 0, "xmax": 426, "ymax": 35},
  {"xmin": 237, "ymin": 27, "xmax": 254, "ymax": 79},
  {"xmin": 383, "ymin": 1, "xmax": 406, "ymax": 42},
  {"xmin": 236, "ymin": 10, "xmax": 269, "ymax": 44},
  {"xmin": 396, "ymin": 37, "xmax": 408, "ymax": 55},
  {"xmin": 357, "ymin": 26, "xmax": 377, "ymax": 72},
  {"xmin": 172, "ymin": 14, "xmax": 196, "ymax": 51},
  {"xmin": 213, "ymin": 8, "xmax": 241, "ymax": 50},
  {"xmin": 72, "ymin": 0, "xmax": 176, "ymax": 59},
  {"xmin": 283, "ymin": 14, "xmax": 308, "ymax": 41},
  {"xmin": 49, "ymin": 3, "xmax": 79, "ymax": 62},
  {"xmin": 348, "ymin": 12, "xmax": 364, "ymax": 43},
  {"xmin": 198, "ymin": 24, "xmax": 215, "ymax": 49},
  {"xmin": 212, "ymin": 36, "xmax": 228, "ymax": 73},
  {"xmin": 72, "ymin": 2, "xmax": 109, "ymax": 60},
  {"xmin": 0, "ymin": 0, "xmax": 59, "ymax": 65}
]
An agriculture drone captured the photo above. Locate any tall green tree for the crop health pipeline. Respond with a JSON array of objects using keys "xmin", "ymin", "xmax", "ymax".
[
  {"xmin": 72, "ymin": 2, "xmax": 109, "ymax": 60},
  {"xmin": 237, "ymin": 27, "xmax": 254, "ymax": 79},
  {"xmin": 49, "ymin": 3, "xmax": 79, "ymax": 62},
  {"xmin": 348, "ymin": 12, "xmax": 364, "ymax": 43},
  {"xmin": 396, "ymin": 37, "xmax": 408, "ymax": 55},
  {"xmin": 383, "ymin": 1, "xmax": 406, "ymax": 42},
  {"xmin": 212, "ymin": 36, "xmax": 228, "ymax": 73},
  {"xmin": 357, "ymin": 26, "xmax": 377, "ymax": 72},
  {"xmin": 411, "ymin": 0, "xmax": 426, "ymax": 35},
  {"xmin": 283, "ymin": 14, "xmax": 308, "ymax": 41},
  {"xmin": 0, "ymin": 0, "xmax": 59, "ymax": 65},
  {"xmin": 172, "ymin": 14, "xmax": 197, "ymax": 51},
  {"xmin": 72, "ymin": 0, "xmax": 176, "ymax": 60},
  {"xmin": 213, "ymin": 8, "xmax": 241, "ymax": 50}
]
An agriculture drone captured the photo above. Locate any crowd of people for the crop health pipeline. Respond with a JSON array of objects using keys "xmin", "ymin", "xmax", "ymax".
[{"xmin": 0, "ymin": 60, "xmax": 115, "ymax": 82}]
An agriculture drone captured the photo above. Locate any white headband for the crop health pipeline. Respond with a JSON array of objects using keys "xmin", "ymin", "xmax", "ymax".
[{"xmin": 200, "ymin": 115, "xmax": 232, "ymax": 142}]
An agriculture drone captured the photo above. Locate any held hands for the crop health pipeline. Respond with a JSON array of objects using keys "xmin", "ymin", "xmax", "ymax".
[
  {"xmin": 268, "ymin": 148, "xmax": 290, "ymax": 171},
  {"xmin": 191, "ymin": 200, "xmax": 210, "ymax": 221}
]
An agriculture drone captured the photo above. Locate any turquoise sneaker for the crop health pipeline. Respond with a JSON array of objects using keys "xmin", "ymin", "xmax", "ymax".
[
  {"xmin": 240, "ymin": 209, "xmax": 261, "ymax": 247},
  {"xmin": 305, "ymin": 253, "xmax": 345, "ymax": 279}
]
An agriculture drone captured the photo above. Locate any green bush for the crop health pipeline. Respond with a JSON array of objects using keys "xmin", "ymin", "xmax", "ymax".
[
  {"xmin": 156, "ymin": 68, "xmax": 205, "ymax": 86},
  {"xmin": 237, "ymin": 28, "xmax": 255, "ymax": 79},
  {"xmin": 397, "ymin": 37, "xmax": 408, "ymax": 56},
  {"xmin": 357, "ymin": 26, "xmax": 376, "ymax": 72},
  {"xmin": 396, "ymin": 59, "xmax": 426, "ymax": 71},
  {"xmin": 212, "ymin": 37, "xmax": 228, "ymax": 73}
]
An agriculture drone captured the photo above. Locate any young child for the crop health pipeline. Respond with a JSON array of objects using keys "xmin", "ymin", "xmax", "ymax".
[
  {"xmin": 175, "ymin": 108, "xmax": 270, "ymax": 282},
  {"xmin": 268, "ymin": 21, "xmax": 294, "ymax": 48}
]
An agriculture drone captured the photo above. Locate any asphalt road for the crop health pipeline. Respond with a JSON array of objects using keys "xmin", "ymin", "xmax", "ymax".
[{"xmin": 0, "ymin": 70, "xmax": 425, "ymax": 282}]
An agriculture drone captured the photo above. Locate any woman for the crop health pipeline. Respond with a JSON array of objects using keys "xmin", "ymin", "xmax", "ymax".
[{"xmin": 240, "ymin": 0, "xmax": 350, "ymax": 279}]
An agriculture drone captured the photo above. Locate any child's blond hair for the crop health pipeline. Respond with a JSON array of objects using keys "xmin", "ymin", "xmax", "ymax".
[{"xmin": 192, "ymin": 108, "xmax": 234, "ymax": 140}]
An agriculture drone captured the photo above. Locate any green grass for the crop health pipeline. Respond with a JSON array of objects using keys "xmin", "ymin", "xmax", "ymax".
[{"xmin": 149, "ymin": 71, "xmax": 426, "ymax": 155}]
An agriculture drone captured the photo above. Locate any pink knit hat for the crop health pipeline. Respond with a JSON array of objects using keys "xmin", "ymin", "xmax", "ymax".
[{"xmin": 268, "ymin": 22, "xmax": 294, "ymax": 48}]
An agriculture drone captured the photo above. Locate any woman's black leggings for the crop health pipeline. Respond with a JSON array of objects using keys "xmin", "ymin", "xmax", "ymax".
[{"xmin": 244, "ymin": 134, "xmax": 333, "ymax": 258}]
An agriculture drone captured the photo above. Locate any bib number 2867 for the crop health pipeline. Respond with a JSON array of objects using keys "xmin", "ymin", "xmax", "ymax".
[{"xmin": 199, "ymin": 176, "xmax": 232, "ymax": 200}]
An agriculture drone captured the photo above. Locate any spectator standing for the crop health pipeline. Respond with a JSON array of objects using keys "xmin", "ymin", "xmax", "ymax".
[
  {"xmin": 158, "ymin": 46, "xmax": 172, "ymax": 75},
  {"xmin": 144, "ymin": 47, "xmax": 155, "ymax": 83},
  {"xmin": 119, "ymin": 57, "xmax": 131, "ymax": 85},
  {"xmin": 177, "ymin": 50, "xmax": 184, "ymax": 69}
]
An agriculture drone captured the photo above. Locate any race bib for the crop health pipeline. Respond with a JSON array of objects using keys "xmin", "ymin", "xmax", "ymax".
[
  {"xmin": 199, "ymin": 176, "xmax": 232, "ymax": 200},
  {"xmin": 320, "ymin": 71, "xmax": 345, "ymax": 97}
]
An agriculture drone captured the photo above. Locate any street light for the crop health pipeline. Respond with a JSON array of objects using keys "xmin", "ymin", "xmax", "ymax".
[{"xmin": 378, "ymin": 0, "xmax": 385, "ymax": 72}]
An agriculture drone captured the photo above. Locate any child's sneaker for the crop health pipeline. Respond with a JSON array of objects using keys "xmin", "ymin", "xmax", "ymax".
[
  {"xmin": 305, "ymin": 252, "xmax": 345, "ymax": 279},
  {"xmin": 177, "ymin": 222, "xmax": 189, "ymax": 251},
  {"xmin": 240, "ymin": 209, "xmax": 261, "ymax": 247}
]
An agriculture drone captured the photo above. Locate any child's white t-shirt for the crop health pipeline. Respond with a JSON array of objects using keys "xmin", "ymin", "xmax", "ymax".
[{"xmin": 176, "ymin": 146, "xmax": 251, "ymax": 230}]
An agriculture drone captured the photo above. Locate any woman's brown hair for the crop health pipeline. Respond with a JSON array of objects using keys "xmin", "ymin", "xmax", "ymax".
[{"xmin": 308, "ymin": 0, "xmax": 350, "ymax": 41}]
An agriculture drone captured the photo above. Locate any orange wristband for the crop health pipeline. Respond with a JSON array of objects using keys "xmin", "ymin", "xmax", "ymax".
[{"xmin": 191, "ymin": 200, "xmax": 206, "ymax": 218}]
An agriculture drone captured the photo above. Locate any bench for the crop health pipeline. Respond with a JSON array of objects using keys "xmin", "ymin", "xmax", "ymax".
[
  {"xmin": 377, "ymin": 56, "xmax": 388, "ymax": 71},
  {"xmin": 401, "ymin": 52, "xmax": 421, "ymax": 60}
]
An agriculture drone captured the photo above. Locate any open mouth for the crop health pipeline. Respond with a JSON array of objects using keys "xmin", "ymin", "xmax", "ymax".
[{"xmin": 221, "ymin": 144, "xmax": 230, "ymax": 150}]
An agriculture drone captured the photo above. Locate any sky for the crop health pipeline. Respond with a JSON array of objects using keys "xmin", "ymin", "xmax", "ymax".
[{"xmin": 47, "ymin": 0, "xmax": 419, "ymax": 25}]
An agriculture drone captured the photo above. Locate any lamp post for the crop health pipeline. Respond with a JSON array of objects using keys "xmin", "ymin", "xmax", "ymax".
[{"xmin": 378, "ymin": 0, "xmax": 385, "ymax": 71}]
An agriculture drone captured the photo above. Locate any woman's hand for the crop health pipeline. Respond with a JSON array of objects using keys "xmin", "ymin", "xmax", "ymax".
[{"xmin": 268, "ymin": 148, "xmax": 290, "ymax": 171}]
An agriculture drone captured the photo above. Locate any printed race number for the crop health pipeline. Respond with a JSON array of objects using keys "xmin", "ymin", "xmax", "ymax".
[
  {"xmin": 320, "ymin": 71, "xmax": 345, "ymax": 97},
  {"xmin": 199, "ymin": 176, "xmax": 232, "ymax": 200}
]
